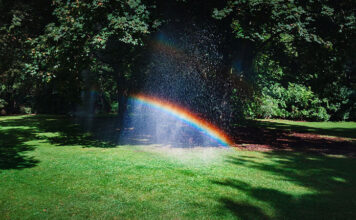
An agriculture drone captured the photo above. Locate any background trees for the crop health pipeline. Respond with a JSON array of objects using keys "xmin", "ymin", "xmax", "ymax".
[
  {"xmin": 0, "ymin": 0, "xmax": 52, "ymax": 114},
  {"xmin": 27, "ymin": 0, "xmax": 156, "ymax": 114},
  {"xmin": 0, "ymin": 0, "xmax": 355, "ymax": 123},
  {"xmin": 214, "ymin": 0, "xmax": 356, "ymax": 120}
]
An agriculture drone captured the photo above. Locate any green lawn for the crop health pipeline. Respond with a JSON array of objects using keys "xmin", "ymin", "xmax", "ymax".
[
  {"xmin": 0, "ymin": 115, "xmax": 355, "ymax": 219},
  {"xmin": 252, "ymin": 119, "xmax": 356, "ymax": 139}
]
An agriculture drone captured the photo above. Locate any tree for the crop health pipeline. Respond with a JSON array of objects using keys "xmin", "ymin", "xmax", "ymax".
[
  {"xmin": 27, "ymin": 0, "xmax": 157, "ymax": 114},
  {"xmin": 0, "ymin": 0, "xmax": 52, "ymax": 114},
  {"xmin": 213, "ymin": 0, "xmax": 356, "ymax": 120}
]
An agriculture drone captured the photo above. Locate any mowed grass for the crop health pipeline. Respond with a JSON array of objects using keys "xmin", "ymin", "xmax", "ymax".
[
  {"xmin": 252, "ymin": 119, "xmax": 356, "ymax": 139},
  {"xmin": 0, "ymin": 115, "xmax": 356, "ymax": 219}
]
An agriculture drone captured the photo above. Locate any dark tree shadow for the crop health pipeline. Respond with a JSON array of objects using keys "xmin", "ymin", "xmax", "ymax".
[
  {"xmin": 0, "ymin": 115, "xmax": 116, "ymax": 168},
  {"xmin": 244, "ymin": 120, "xmax": 356, "ymax": 139},
  {"xmin": 220, "ymin": 198, "xmax": 269, "ymax": 220},
  {"xmin": 70, "ymin": 115, "xmax": 227, "ymax": 148},
  {"xmin": 0, "ymin": 127, "xmax": 39, "ymax": 170},
  {"xmin": 2, "ymin": 115, "xmax": 355, "ymax": 157},
  {"xmin": 232, "ymin": 120, "xmax": 356, "ymax": 157},
  {"xmin": 2, "ymin": 114, "xmax": 211, "ymax": 170},
  {"xmin": 3, "ymin": 115, "xmax": 354, "ymax": 152},
  {"xmin": 213, "ymin": 153, "xmax": 356, "ymax": 219}
]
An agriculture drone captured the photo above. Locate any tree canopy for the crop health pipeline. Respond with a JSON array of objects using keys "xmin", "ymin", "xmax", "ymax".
[{"xmin": 0, "ymin": 0, "xmax": 355, "ymax": 124}]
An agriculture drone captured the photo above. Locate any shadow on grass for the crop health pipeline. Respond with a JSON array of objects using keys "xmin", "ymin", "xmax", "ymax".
[
  {"xmin": 1, "ymin": 114, "xmax": 211, "ymax": 151},
  {"xmin": 214, "ymin": 153, "xmax": 356, "ymax": 219},
  {"xmin": 0, "ymin": 115, "xmax": 116, "ymax": 170},
  {"xmin": 220, "ymin": 198, "xmax": 269, "ymax": 220},
  {"xmin": 0, "ymin": 127, "xmax": 39, "ymax": 170},
  {"xmin": 69, "ymin": 115, "xmax": 225, "ymax": 148},
  {"xmin": 246, "ymin": 120, "xmax": 356, "ymax": 139},
  {"xmin": 232, "ymin": 120, "xmax": 356, "ymax": 157}
]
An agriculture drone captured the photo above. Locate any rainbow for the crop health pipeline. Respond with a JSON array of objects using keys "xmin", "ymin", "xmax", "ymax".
[
  {"xmin": 130, "ymin": 94, "xmax": 234, "ymax": 147},
  {"xmin": 152, "ymin": 33, "xmax": 187, "ymax": 60}
]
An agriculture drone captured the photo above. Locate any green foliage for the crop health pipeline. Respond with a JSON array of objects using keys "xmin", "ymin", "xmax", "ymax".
[
  {"xmin": 19, "ymin": 106, "xmax": 32, "ymax": 114},
  {"xmin": 216, "ymin": 0, "xmax": 356, "ymax": 121},
  {"xmin": 0, "ymin": 0, "xmax": 158, "ymax": 115},
  {"xmin": 0, "ymin": 99, "xmax": 6, "ymax": 109},
  {"xmin": 250, "ymin": 51, "xmax": 356, "ymax": 121},
  {"xmin": 213, "ymin": 0, "xmax": 355, "ymax": 50},
  {"xmin": 324, "ymin": 86, "xmax": 356, "ymax": 121},
  {"xmin": 0, "ymin": 0, "xmax": 354, "ymax": 123},
  {"xmin": 24, "ymin": 0, "xmax": 157, "ymax": 113},
  {"xmin": 29, "ymin": 0, "xmax": 154, "ymax": 79},
  {"xmin": 110, "ymin": 101, "xmax": 118, "ymax": 113},
  {"xmin": 249, "ymin": 83, "xmax": 330, "ymax": 121},
  {"xmin": 0, "ymin": 0, "xmax": 50, "ymax": 114}
]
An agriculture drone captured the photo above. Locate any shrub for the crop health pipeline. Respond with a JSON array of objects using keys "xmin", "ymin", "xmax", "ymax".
[
  {"xmin": 252, "ymin": 83, "xmax": 330, "ymax": 121},
  {"xmin": 0, "ymin": 99, "xmax": 7, "ymax": 109},
  {"xmin": 19, "ymin": 106, "xmax": 32, "ymax": 114},
  {"xmin": 324, "ymin": 86, "xmax": 355, "ymax": 121},
  {"xmin": 111, "ymin": 101, "xmax": 118, "ymax": 113}
]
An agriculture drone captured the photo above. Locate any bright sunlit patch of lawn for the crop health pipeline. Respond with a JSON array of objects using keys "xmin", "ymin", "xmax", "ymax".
[{"xmin": 0, "ymin": 115, "xmax": 355, "ymax": 219}]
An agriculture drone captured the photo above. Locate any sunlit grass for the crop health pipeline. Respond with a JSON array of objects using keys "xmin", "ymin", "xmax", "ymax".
[{"xmin": 0, "ymin": 115, "xmax": 355, "ymax": 219}]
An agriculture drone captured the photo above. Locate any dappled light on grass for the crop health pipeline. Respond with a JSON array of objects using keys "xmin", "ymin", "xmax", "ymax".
[
  {"xmin": 0, "ymin": 121, "xmax": 39, "ymax": 169},
  {"xmin": 233, "ymin": 120, "xmax": 356, "ymax": 157},
  {"xmin": 214, "ymin": 152, "xmax": 356, "ymax": 219},
  {"xmin": 0, "ymin": 115, "xmax": 355, "ymax": 219},
  {"xmin": 255, "ymin": 119, "xmax": 356, "ymax": 139}
]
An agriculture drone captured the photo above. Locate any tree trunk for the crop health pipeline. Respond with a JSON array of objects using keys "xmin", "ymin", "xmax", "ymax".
[
  {"xmin": 5, "ymin": 93, "xmax": 16, "ymax": 115},
  {"xmin": 117, "ymin": 88, "xmax": 128, "ymax": 129}
]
